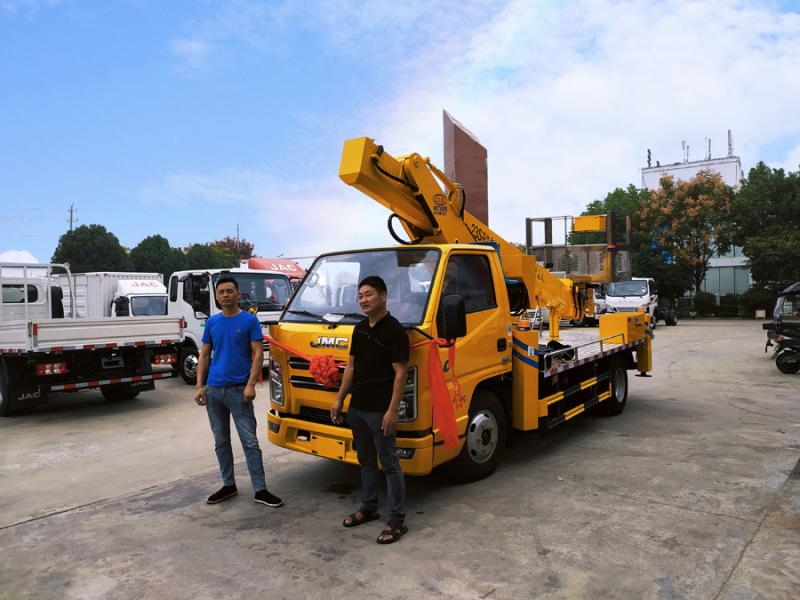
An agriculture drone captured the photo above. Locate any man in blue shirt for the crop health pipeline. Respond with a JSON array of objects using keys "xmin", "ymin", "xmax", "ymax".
[{"xmin": 194, "ymin": 276, "xmax": 283, "ymax": 508}]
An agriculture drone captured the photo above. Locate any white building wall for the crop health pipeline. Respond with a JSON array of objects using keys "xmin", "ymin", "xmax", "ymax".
[{"xmin": 641, "ymin": 156, "xmax": 742, "ymax": 190}]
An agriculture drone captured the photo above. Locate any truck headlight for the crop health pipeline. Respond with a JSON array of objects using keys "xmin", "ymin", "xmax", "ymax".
[
  {"xmin": 397, "ymin": 367, "xmax": 417, "ymax": 422},
  {"xmin": 269, "ymin": 358, "xmax": 284, "ymax": 407}
]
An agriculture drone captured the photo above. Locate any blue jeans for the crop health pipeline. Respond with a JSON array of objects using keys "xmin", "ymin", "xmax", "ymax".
[
  {"xmin": 205, "ymin": 384, "xmax": 266, "ymax": 492},
  {"xmin": 348, "ymin": 407, "xmax": 406, "ymax": 526}
]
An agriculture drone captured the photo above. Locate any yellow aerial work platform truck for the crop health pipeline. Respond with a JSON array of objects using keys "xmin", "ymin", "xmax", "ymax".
[{"xmin": 266, "ymin": 137, "xmax": 652, "ymax": 481}]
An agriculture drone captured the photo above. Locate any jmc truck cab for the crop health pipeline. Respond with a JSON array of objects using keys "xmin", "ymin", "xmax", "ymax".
[
  {"xmin": 168, "ymin": 268, "xmax": 293, "ymax": 384},
  {"xmin": 267, "ymin": 245, "xmax": 651, "ymax": 481}
]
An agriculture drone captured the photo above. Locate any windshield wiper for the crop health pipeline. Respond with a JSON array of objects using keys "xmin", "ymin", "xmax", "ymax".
[{"xmin": 285, "ymin": 309, "xmax": 331, "ymax": 324}]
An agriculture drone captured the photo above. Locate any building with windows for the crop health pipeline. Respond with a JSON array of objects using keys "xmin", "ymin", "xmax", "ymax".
[{"xmin": 640, "ymin": 135, "xmax": 750, "ymax": 298}]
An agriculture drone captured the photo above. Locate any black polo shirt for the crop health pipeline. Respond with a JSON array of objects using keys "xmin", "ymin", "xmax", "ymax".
[{"xmin": 349, "ymin": 312, "xmax": 409, "ymax": 413}]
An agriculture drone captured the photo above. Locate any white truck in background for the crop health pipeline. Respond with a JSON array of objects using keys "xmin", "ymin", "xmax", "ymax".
[
  {"xmin": 604, "ymin": 277, "xmax": 678, "ymax": 327},
  {"xmin": 56, "ymin": 272, "xmax": 168, "ymax": 319},
  {"xmin": 167, "ymin": 268, "xmax": 294, "ymax": 385},
  {"xmin": 0, "ymin": 263, "xmax": 183, "ymax": 416}
]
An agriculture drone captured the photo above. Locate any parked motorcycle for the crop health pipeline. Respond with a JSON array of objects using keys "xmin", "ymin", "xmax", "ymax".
[
  {"xmin": 774, "ymin": 337, "xmax": 800, "ymax": 374},
  {"xmin": 763, "ymin": 281, "xmax": 800, "ymax": 374}
]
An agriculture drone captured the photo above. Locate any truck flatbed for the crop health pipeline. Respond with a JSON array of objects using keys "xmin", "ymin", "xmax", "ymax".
[
  {"xmin": 535, "ymin": 328, "xmax": 647, "ymax": 377},
  {"xmin": 0, "ymin": 316, "xmax": 183, "ymax": 354}
]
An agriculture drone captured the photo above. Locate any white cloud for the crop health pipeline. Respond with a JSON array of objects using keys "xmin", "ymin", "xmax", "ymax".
[
  {"xmin": 0, "ymin": 250, "xmax": 39, "ymax": 264},
  {"xmin": 171, "ymin": 38, "xmax": 212, "ymax": 72},
  {"xmin": 156, "ymin": 0, "xmax": 800, "ymax": 257},
  {"xmin": 1, "ymin": 0, "xmax": 59, "ymax": 13},
  {"xmin": 367, "ymin": 0, "xmax": 800, "ymax": 243}
]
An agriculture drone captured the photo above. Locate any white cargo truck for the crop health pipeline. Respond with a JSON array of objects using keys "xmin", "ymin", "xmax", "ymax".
[
  {"xmin": 56, "ymin": 272, "xmax": 168, "ymax": 319},
  {"xmin": 167, "ymin": 268, "xmax": 293, "ymax": 385},
  {"xmin": 0, "ymin": 263, "xmax": 183, "ymax": 416},
  {"xmin": 604, "ymin": 277, "xmax": 678, "ymax": 327}
]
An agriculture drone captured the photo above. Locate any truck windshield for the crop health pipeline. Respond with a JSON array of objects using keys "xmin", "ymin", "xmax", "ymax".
[
  {"xmin": 130, "ymin": 296, "xmax": 168, "ymax": 316},
  {"xmin": 215, "ymin": 274, "xmax": 293, "ymax": 311},
  {"xmin": 607, "ymin": 281, "xmax": 648, "ymax": 297},
  {"xmin": 283, "ymin": 248, "xmax": 440, "ymax": 326}
]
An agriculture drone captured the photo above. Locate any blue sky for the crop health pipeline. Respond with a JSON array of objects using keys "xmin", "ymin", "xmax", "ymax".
[{"xmin": 2, "ymin": 0, "xmax": 800, "ymax": 264}]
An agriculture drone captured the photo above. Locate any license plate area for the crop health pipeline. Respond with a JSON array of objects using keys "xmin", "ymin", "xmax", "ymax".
[
  {"xmin": 101, "ymin": 352, "xmax": 125, "ymax": 369},
  {"xmin": 310, "ymin": 433, "xmax": 346, "ymax": 460}
]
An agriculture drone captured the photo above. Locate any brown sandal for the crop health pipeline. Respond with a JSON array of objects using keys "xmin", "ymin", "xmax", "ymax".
[
  {"xmin": 342, "ymin": 511, "xmax": 380, "ymax": 528},
  {"xmin": 377, "ymin": 523, "xmax": 408, "ymax": 544}
]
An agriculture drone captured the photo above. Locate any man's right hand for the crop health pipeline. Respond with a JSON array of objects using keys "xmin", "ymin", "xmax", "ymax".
[
  {"xmin": 194, "ymin": 387, "xmax": 206, "ymax": 406},
  {"xmin": 330, "ymin": 399, "xmax": 344, "ymax": 424}
]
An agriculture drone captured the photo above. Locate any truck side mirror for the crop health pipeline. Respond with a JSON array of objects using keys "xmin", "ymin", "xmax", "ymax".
[
  {"xmin": 437, "ymin": 295, "xmax": 467, "ymax": 340},
  {"xmin": 114, "ymin": 296, "xmax": 130, "ymax": 317}
]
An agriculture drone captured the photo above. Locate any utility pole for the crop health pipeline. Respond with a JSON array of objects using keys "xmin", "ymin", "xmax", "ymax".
[
  {"xmin": 236, "ymin": 224, "xmax": 240, "ymax": 257},
  {"xmin": 67, "ymin": 203, "xmax": 78, "ymax": 231}
]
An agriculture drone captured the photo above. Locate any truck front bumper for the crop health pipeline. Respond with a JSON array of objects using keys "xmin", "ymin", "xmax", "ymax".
[{"xmin": 267, "ymin": 411, "xmax": 435, "ymax": 476}]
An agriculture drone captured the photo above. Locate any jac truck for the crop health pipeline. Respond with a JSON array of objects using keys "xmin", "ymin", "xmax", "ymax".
[
  {"xmin": 55, "ymin": 272, "xmax": 168, "ymax": 319},
  {"xmin": 605, "ymin": 277, "xmax": 678, "ymax": 327},
  {"xmin": 265, "ymin": 137, "xmax": 653, "ymax": 481},
  {"xmin": 167, "ymin": 268, "xmax": 293, "ymax": 385},
  {"xmin": 0, "ymin": 263, "xmax": 182, "ymax": 415}
]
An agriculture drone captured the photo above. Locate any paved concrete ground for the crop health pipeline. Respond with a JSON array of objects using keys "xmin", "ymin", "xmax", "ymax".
[{"xmin": 1, "ymin": 320, "xmax": 798, "ymax": 599}]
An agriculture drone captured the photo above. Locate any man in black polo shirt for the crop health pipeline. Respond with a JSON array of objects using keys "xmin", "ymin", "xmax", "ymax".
[{"xmin": 331, "ymin": 275, "xmax": 410, "ymax": 544}]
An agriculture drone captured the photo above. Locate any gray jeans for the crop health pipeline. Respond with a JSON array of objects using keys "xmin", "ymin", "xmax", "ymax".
[
  {"xmin": 348, "ymin": 407, "xmax": 406, "ymax": 526},
  {"xmin": 205, "ymin": 384, "xmax": 266, "ymax": 492}
]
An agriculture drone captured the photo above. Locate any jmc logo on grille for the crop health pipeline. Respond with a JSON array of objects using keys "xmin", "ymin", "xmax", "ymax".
[{"xmin": 310, "ymin": 336, "xmax": 349, "ymax": 349}]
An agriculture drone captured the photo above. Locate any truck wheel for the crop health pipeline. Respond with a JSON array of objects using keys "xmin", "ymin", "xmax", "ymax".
[
  {"xmin": 100, "ymin": 384, "xmax": 140, "ymax": 401},
  {"xmin": 599, "ymin": 360, "xmax": 628, "ymax": 416},
  {"xmin": 0, "ymin": 359, "xmax": 12, "ymax": 417},
  {"xmin": 650, "ymin": 315, "xmax": 657, "ymax": 330},
  {"xmin": 667, "ymin": 310, "xmax": 678, "ymax": 326},
  {"xmin": 449, "ymin": 390, "xmax": 506, "ymax": 483},
  {"xmin": 179, "ymin": 347, "xmax": 198, "ymax": 385},
  {"xmin": 776, "ymin": 350, "xmax": 800, "ymax": 374}
]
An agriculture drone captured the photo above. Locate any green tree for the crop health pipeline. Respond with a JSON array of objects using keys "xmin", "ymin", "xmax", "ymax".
[
  {"xmin": 185, "ymin": 244, "xmax": 239, "ymax": 270},
  {"xmin": 211, "ymin": 236, "xmax": 255, "ymax": 260},
  {"xmin": 640, "ymin": 170, "xmax": 735, "ymax": 293},
  {"xmin": 130, "ymin": 235, "xmax": 187, "ymax": 280},
  {"xmin": 52, "ymin": 224, "xmax": 131, "ymax": 272},
  {"xmin": 733, "ymin": 162, "xmax": 800, "ymax": 291}
]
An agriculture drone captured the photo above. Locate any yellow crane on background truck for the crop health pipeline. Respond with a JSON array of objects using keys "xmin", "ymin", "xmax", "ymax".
[{"xmin": 265, "ymin": 137, "xmax": 653, "ymax": 481}]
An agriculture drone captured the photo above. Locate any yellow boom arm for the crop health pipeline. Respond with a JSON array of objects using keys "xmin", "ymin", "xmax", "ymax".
[{"xmin": 339, "ymin": 136, "xmax": 591, "ymax": 339}]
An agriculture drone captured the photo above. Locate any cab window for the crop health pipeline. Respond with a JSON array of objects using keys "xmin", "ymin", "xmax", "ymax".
[{"xmin": 441, "ymin": 254, "xmax": 496, "ymax": 313}]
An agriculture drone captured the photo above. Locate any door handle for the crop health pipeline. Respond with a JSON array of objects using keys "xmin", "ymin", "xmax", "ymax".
[{"xmin": 497, "ymin": 338, "xmax": 507, "ymax": 352}]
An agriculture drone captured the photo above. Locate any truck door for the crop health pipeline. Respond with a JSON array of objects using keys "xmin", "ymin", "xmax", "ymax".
[{"xmin": 435, "ymin": 253, "xmax": 510, "ymax": 399}]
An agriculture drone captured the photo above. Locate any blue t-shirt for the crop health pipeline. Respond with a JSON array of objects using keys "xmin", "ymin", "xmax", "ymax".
[{"xmin": 202, "ymin": 311, "xmax": 264, "ymax": 387}]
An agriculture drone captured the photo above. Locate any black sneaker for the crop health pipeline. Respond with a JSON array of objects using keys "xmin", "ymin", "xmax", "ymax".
[
  {"xmin": 206, "ymin": 485, "xmax": 238, "ymax": 504},
  {"xmin": 254, "ymin": 489, "xmax": 283, "ymax": 507}
]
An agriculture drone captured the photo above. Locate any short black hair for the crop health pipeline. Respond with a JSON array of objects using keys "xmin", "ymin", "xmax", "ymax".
[
  {"xmin": 358, "ymin": 275, "xmax": 387, "ymax": 294},
  {"xmin": 216, "ymin": 276, "xmax": 239, "ymax": 291}
]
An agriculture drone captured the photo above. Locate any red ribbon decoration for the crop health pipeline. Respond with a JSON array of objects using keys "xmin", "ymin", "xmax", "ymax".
[
  {"xmin": 308, "ymin": 354, "xmax": 342, "ymax": 388},
  {"xmin": 425, "ymin": 339, "xmax": 460, "ymax": 449}
]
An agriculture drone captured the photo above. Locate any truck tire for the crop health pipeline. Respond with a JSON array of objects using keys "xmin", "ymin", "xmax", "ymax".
[
  {"xmin": 666, "ymin": 310, "xmax": 678, "ymax": 326},
  {"xmin": 449, "ymin": 390, "xmax": 506, "ymax": 483},
  {"xmin": 599, "ymin": 360, "xmax": 628, "ymax": 416},
  {"xmin": 179, "ymin": 346, "xmax": 199, "ymax": 385},
  {"xmin": 0, "ymin": 359, "xmax": 12, "ymax": 417},
  {"xmin": 650, "ymin": 315, "xmax": 657, "ymax": 330},
  {"xmin": 776, "ymin": 350, "xmax": 800, "ymax": 374},
  {"xmin": 100, "ymin": 384, "xmax": 140, "ymax": 401}
]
